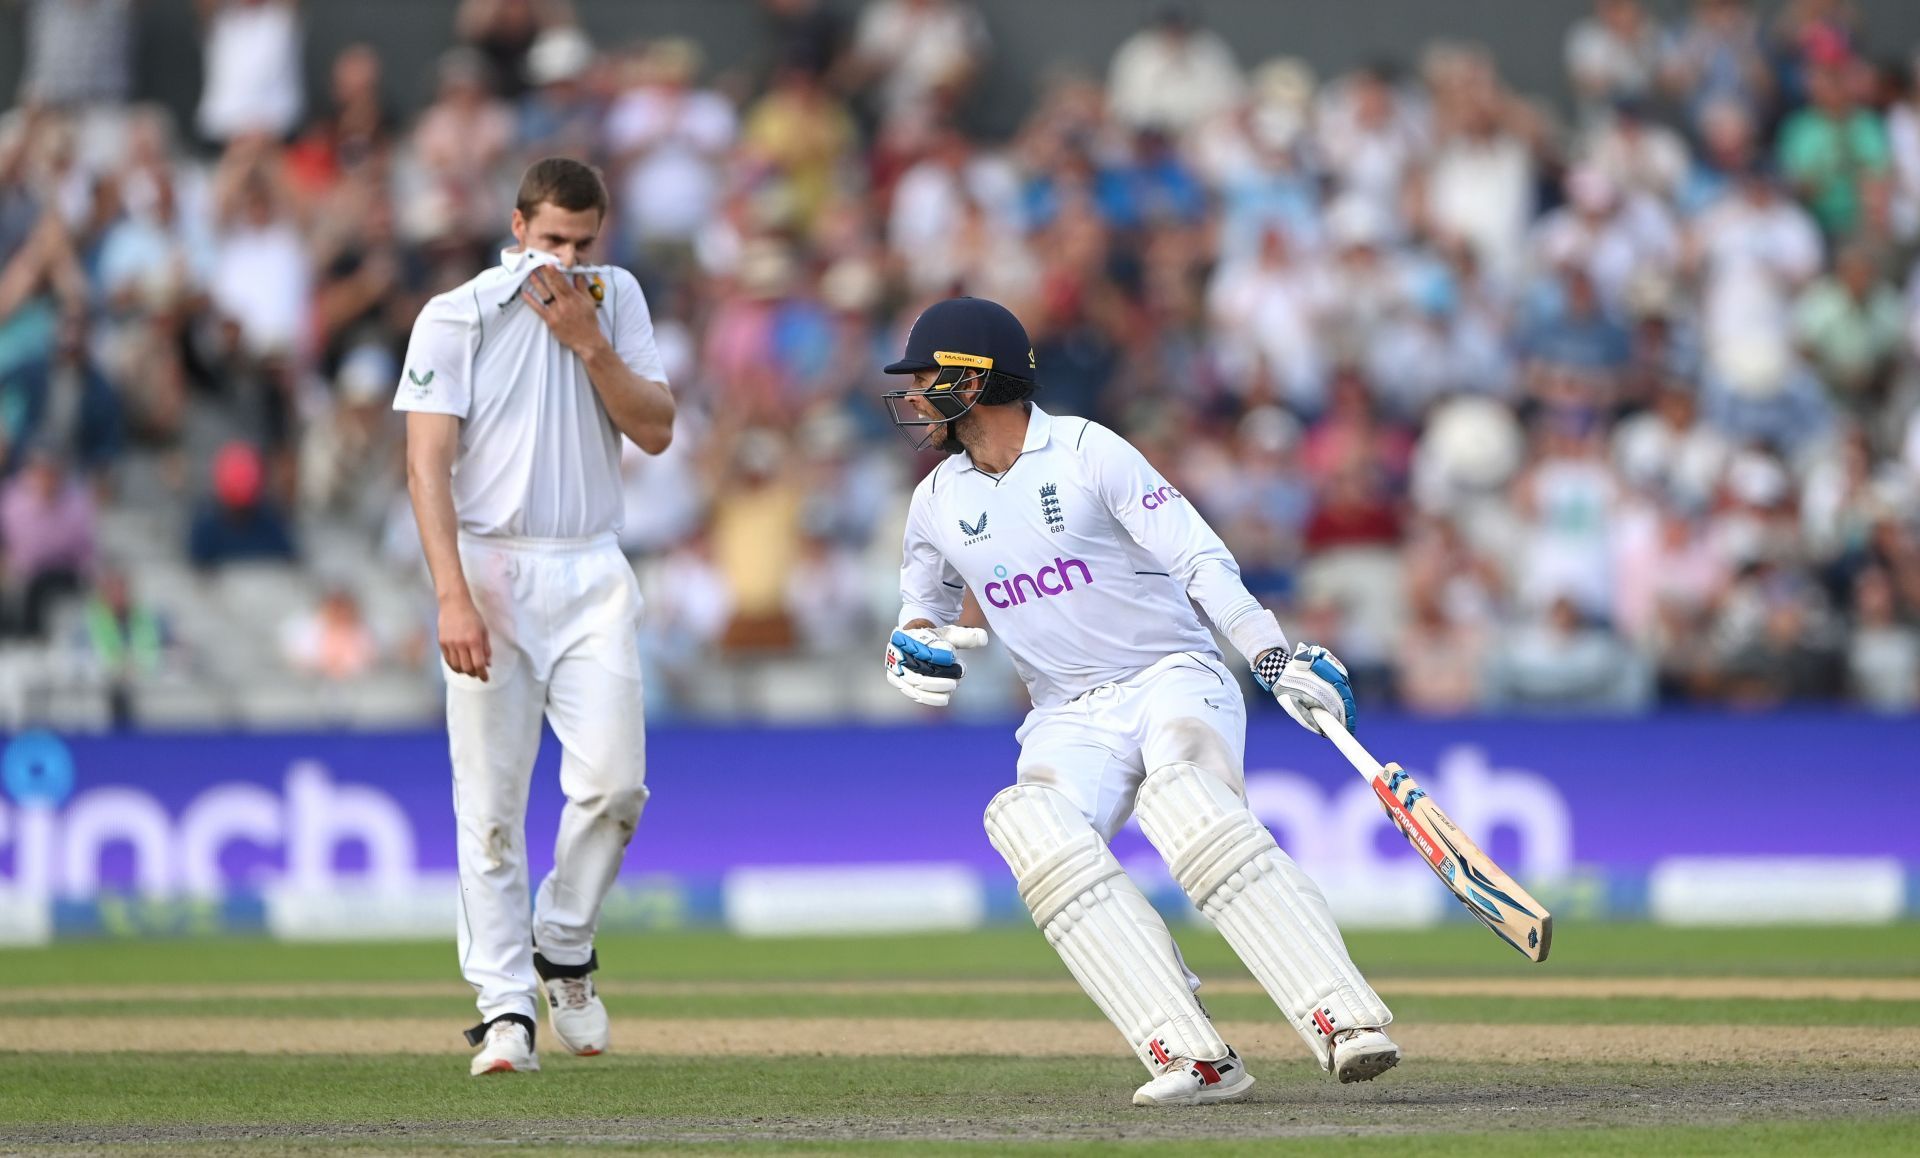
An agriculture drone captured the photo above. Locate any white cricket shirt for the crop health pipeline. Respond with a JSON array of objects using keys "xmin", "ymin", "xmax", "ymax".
[
  {"xmin": 899, "ymin": 406, "xmax": 1287, "ymax": 708},
  {"xmin": 394, "ymin": 248, "xmax": 668, "ymax": 539}
]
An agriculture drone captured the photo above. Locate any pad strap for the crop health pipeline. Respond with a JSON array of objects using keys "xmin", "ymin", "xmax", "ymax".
[{"xmin": 463, "ymin": 1012, "xmax": 537, "ymax": 1049}]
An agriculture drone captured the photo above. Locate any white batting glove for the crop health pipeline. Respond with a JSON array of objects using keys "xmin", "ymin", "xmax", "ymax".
[
  {"xmin": 1252, "ymin": 642, "xmax": 1357, "ymax": 736},
  {"xmin": 884, "ymin": 625, "xmax": 989, "ymax": 707}
]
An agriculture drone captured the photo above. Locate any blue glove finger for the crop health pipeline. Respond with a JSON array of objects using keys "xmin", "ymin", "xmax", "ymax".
[
  {"xmin": 890, "ymin": 630, "xmax": 955, "ymax": 667},
  {"xmin": 1306, "ymin": 652, "xmax": 1358, "ymax": 733}
]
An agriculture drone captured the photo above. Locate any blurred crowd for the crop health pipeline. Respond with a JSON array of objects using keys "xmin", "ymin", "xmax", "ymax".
[{"xmin": 4, "ymin": 0, "xmax": 1920, "ymax": 724}]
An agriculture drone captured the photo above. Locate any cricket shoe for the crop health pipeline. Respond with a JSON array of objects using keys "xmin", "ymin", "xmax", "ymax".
[
  {"xmin": 1331, "ymin": 1027, "xmax": 1399, "ymax": 1083},
  {"xmin": 1132, "ymin": 1046, "xmax": 1255, "ymax": 1107},
  {"xmin": 465, "ymin": 1014, "xmax": 540, "ymax": 1076},
  {"xmin": 535, "ymin": 951, "xmax": 609, "ymax": 1056}
]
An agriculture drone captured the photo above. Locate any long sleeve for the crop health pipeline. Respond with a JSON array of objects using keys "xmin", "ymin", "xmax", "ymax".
[
  {"xmin": 1080, "ymin": 422, "xmax": 1288, "ymax": 665},
  {"xmin": 898, "ymin": 486, "xmax": 966, "ymax": 627}
]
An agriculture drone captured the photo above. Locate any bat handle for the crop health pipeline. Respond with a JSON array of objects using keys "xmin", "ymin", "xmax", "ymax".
[{"xmin": 1310, "ymin": 707, "xmax": 1388, "ymax": 781}]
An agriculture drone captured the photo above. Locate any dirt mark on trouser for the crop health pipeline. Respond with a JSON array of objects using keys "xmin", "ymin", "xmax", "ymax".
[{"xmin": 6, "ymin": 1018, "xmax": 1919, "ymax": 1064}]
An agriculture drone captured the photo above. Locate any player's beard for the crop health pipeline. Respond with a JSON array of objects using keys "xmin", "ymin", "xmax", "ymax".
[{"xmin": 937, "ymin": 409, "xmax": 982, "ymax": 457}]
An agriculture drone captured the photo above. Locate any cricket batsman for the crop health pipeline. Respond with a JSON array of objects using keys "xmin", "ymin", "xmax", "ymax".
[
  {"xmin": 397, "ymin": 158, "xmax": 675, "ymax": 1075},
  {"xmin": 881, "ymin": 297, "xmax": 1399, "ymax": 1105}
]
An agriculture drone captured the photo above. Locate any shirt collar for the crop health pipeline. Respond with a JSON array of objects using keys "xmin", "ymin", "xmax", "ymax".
[
  {"xmin": 959, "ymin": 404, "xmax": 1051, "ymax": 475},
  {"xmin": 499, "ymin": 247, "xmax": 568, "ymax": 277},
  {"xmin": 1021, "ymin": 404, "xmax": 1054, "ymax": 453}
]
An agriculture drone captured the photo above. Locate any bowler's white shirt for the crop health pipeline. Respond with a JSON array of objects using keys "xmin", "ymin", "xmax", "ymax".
[
  {"xmin": 899, "ymin": 406, "xmax": 1284, "ymax": 709},
  {"xmin": 395, "ymin": 248, "xmax": 667, "ymax": 539}
]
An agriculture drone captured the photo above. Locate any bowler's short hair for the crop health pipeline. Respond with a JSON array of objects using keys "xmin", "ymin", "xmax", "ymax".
[{"xmin": 515, "ymin": 157, "xmax": 609, "ymax": 220}]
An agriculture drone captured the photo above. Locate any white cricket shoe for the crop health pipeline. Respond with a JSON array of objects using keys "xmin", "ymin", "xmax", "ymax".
[
  {"xmin": 1331, "ymin": 1027, "xmax": 1399, "ymax": 1083},
  {"xmin": 1132, "ymin": 1046, "xmax": 1256, "ymax": 1107},
  {"xmin": 542, "ymin": 974, "xmax": 609, "ymax": 1056},
  {"xmin": 468, "ymin": 1016, "xmax": 540, "ymax": 1076}
]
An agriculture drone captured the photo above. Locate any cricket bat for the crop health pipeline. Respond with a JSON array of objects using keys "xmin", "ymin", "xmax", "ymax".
[{"xmin": 1310, "ymin": 708, "xmax": 1553, "ymax": 962}]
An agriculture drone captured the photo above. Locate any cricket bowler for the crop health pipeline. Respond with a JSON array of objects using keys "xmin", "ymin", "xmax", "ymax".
[
  {"xmin": 398, "ymin": 158, "xmax": 675, "ymax": 1075},
  {"xmin": 881, "ymin": 297, "xmax": 1398, "ymax": 1105}
]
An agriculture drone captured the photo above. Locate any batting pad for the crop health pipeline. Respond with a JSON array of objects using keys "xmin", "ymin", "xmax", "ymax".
[
  {"xmin": 984, "ymin": 783, "xmax": 1228, "ymax": 1072},
  {"xmin": 1135, "ymin": 762, "xmax": 1393, "ymax": 1067}
]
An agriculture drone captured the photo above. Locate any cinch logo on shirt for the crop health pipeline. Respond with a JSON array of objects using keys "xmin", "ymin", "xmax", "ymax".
[
  {"xmin": 983, "ymin": 557, "xmax": 1093, "ymax": 608},
  {"xmin": 1142, "ymin": 485, "xmax": 1183, "ymax": 510}
]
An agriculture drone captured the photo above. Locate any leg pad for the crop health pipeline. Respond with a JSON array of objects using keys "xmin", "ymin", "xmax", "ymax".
[
  {"xmin": 1135, "ymin": 762, "xmax": 1392, "ymax": 1067},
  {"xmin": 985, "ymin": 783, "xmax": 1226, "ymax": 1072}
]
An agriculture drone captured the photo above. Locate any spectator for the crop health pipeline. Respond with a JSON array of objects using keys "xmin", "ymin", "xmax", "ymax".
[
  {"xmin": 308, "ymin": 177, "xmax": 414, "ymax": 378},
  {"xmin": 1661, "ymin": 0, "xmax": 1771, "ymax": 133},
  {"xmin": 1679, "ymin": 97, "xmax": 1760, "ymax": 214},
  {"xmin": 1367, "ymin": 267, "xmax": 1511, "ymax": 417},
  {"xmin": 1793, "ymin": 242, "xmax": 1905, "ymax": 418},
  {"xmin": 284, "ymin": 43, "xmax": 393, "ymax": 201},
  {"xmin": 1, "ymin": 5, "xmax": 1919, "ymax": 725},
  {"xmin": 710, "ymin": 428, "xmax": 802, "ymax": 651},
  {"xmin": 1612, "ymin": 384, "xmax": 1733, "ymax": 515},
  {"xmin": 637, "ymin": 534, "xmax": 732, "ymax": 711},
  {"xmin": 1489, "ymin": 595, "xmax": 1652, "ymax": 711},
  {"xmin": 1578, "ymin": 98, "xmax": 1691, "ymax": 203},
  {"xmin": 298, "ymin": 342, "xmax": 401, "ymax": 518},
  {"xmin": 1530, "ymin": 163, "xmax": 1678, "ymax": 320},
  {"xmin": 1515, "ymin": 413, "xmax": 1621, "ymax": 617},
  {"xmin": 847, "ymin": 0, "xmax": 989, "ymax": 124},
  {"xmin": 280, "ymin": 587, "xmax": 380, "ymax": 681},
  {"xmin": 208, "ymin": 146, "xmax": 311, "ymax": 360},
  {"xmin": 1889, "ymin": 55, "xmax": 1920, "ymax": 243},
  {"xmin": 1313, "ymin": 64, "xmax": 1423, "ymax": 237},
  {"xmin": 1565, "ymin": 0, "xmax": 1663, "ymax": 119},
  {"xmin": 0, "ymin": 448, "xmax": 95, "ymax": 635},
  {"xmin": 456, "ymin": 0, "xmax": 574, "ymax": 100},
  {"xmin": 1304, "ymin": 463, "xmax": 1403, "ymax": 554},
  {"xmin": 188, "ymin": 441, "xmax": 296, "ymax": 568},
  {"xmin": 1107, "ymin": 6, "xmax": 1245, "ymax": 136},
  {"xmin": 1713, "ymin": 566, "xmax": 1845, "ymax": 706},
  {"xmin": 740, "ymin": 65, "xmax": 858, "ymax": 234},
  {"xmin": 409, "ymin": 48, "xmax": 517, "ymax": 245},
  {"xmin": 1421, "ymin": 61, "xmax": 1535, "ymax": 281},
  {"xmin": 1777, "ymin": 60, "xmax": 1891, "ymax": 238},
  {"xmin": 72, "ymin": 566, "xmax": 172, "ymax": 726},
  {"xmin": 605, "ymin": 39, "xmax": 737, "ymax": 261},
  {"xmin": 784, "ymin": 530, "xmax": 871, "ymax": 654},
  {"xmin": 1522, "ymin": 268, "xmax": 1631, "ymax": 383},
  {"xmin": 1688, "ymin": 164, "xmax": 1824, "ymax": 438},
  {"xmin": 1206, "ymin": 225, "xmax": 1325, "ymax": 410},
  {"xmin": 515, "ymin": 25, "xmax": 602, "ymax": 160},
  {"xmin": 0, "ymin": 311, "xmax": 122, "ymax": 479},
  {"xmin": 1770, "ymin": 0, "xmax": 1859, "ymax": 109},
  {"xmin": 1396, "ymin": 591, "xmax": 1489, "ymax": 714},
  {"xmin": 1848, "ymin": 566, "xmax": 1919, "ymax": 711},
  {"xmin": 195, "ymin": 0, "xmax": 305, "ymax": 145}
]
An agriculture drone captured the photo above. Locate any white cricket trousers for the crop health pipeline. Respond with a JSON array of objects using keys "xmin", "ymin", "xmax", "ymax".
[{"xmin": 446, "ymin": 531, "xmax": 649, "ymax": 1024}]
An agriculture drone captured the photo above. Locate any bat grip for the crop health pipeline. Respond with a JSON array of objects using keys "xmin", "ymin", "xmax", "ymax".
[{"xmin": 1310, "ymin": 707, "xmax": 1388, "ymax": 781}]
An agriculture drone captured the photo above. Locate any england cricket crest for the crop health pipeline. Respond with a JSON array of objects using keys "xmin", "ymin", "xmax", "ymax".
[{"xmin": 1039, "ymin": 483, "xmax": 1064, "ymax": 533}]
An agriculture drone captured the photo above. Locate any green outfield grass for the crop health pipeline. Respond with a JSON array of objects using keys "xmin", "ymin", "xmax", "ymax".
[
  {"xmin": 2, "ymin": 924, "xmax": 1918, "ymax": 1154},
  {"xmin": 12, "ymin": 991, "xmax": 1920, "ymax": 1027},
  {"xmin": 9, "ymin": 922, "xmax": 1920, "ymax": 987}
]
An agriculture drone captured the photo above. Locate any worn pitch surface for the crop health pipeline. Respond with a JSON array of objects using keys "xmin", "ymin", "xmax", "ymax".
[{"xmin": 2, "ymin": 925, "xmax": 1917, "ymax": 1155}]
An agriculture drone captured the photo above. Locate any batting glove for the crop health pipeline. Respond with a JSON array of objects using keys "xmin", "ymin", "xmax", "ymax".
[
  {"xmin": 1253, "ymin": 642, "xmax": 1357, "ymax": 736},
  {"xmin": 885, "ymin": 625, "xmax": 989, "ymax": 707}
]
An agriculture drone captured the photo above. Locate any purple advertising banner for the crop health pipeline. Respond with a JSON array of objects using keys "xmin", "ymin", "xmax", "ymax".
[{"xmin": 0, "ymin": 714, "xmax": 1913, "ymax": 906}]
